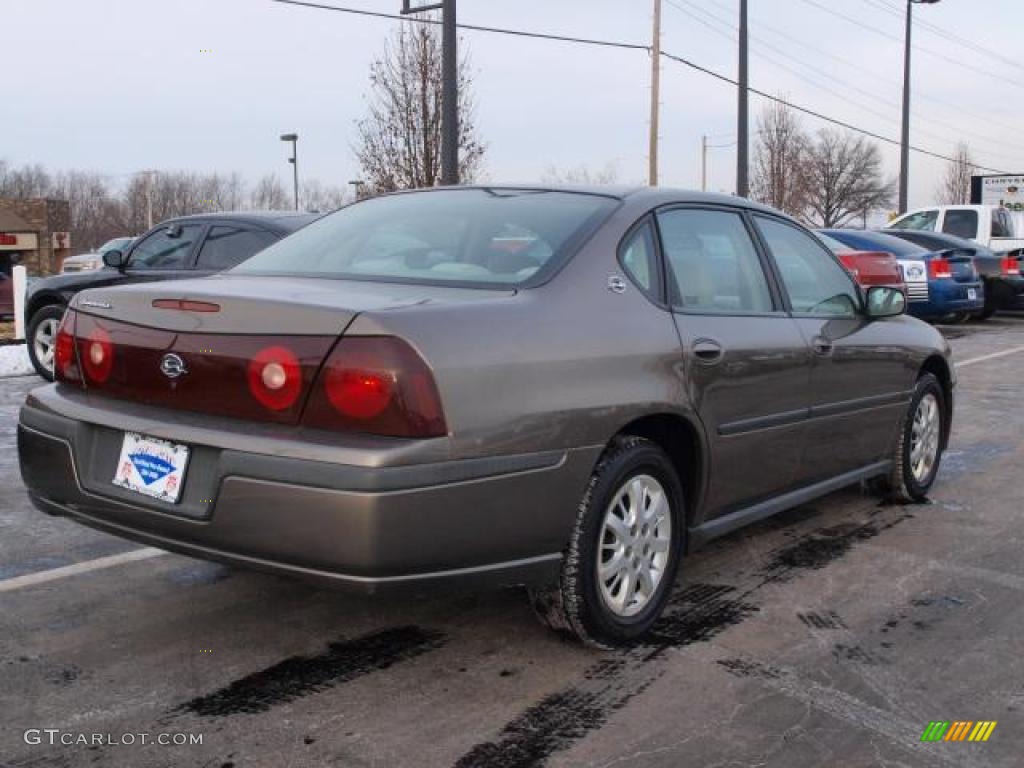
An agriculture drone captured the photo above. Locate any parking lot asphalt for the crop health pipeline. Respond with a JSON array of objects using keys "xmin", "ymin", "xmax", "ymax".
[{"xmin": 3, "ymin": 317, "xmax": 1024, "ymax": 768}]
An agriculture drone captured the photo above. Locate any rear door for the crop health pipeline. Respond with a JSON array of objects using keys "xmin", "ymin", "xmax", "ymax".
[
  {"xmin": 753, "ymin": 215, "xmax": 909, "ymax": 481},
  {"xmin": 654, "ymin": 206, "xmax": 812, "ymax": 516},
  {"xmin": 192, "ymin": 225, "xmax": 280, "ymax": 275}
]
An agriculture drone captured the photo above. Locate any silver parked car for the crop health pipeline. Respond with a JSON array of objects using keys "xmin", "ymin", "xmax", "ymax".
[{"xmin": 18, "ymin": 186, "xmax": 953, "ymax": 646}]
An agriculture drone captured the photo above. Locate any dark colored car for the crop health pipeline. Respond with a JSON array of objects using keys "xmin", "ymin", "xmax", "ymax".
[
  {"xmin": 19, "ymin": 186, "xmax": 954, "ymax": 647},
  {"xmin": 815, "ymin": 231, "xmax": 906, "ymax": 292},
  {"xmin": 883, "ymin": 229, "xmax": 1024, "ymax": 318},
  {"xmin": 822, "ymin": 229, "xmax": 984, "ymax": 322},
  {"xmin": 24, "ymin": 212, "xmax": 319, "ymax": 379}
]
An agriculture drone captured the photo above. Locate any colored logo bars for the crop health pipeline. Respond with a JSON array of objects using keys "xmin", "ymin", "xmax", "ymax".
[{"xmin": 921, "ymin": 721, "xmax": 997, "ymax": 742}]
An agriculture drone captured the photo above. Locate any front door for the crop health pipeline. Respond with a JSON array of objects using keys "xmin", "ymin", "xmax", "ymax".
[
  {"xmin": 655, "ymin": 206, "xmax": 812, "ymax": 517},
  {"xmin": 753, "ymin": 215, "xmax": 910, "ymax": 482}
]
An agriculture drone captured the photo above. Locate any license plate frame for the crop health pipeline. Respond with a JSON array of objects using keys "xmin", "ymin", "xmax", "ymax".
[
  {"xmin": 111, "ymin": 431, "xmax": 190, "ymax": 504},
  {"xmin": 968, "ymin": 288, "xmax": 978, "ymax": 301}
]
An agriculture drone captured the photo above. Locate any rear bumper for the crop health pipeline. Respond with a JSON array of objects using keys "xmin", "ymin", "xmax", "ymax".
[
  {"xmin": 907, "ymin": 280, "xmax": 984, "ymax": 319},
  {"xmin": 989, "ymin": 275, "xmax": 1024, "ymax": 310},
  {"xmin": 18, "ymin": 386, "xmax": 599, "ymax": 593}
]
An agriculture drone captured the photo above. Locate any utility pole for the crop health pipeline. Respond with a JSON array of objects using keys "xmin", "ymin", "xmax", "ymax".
[
  {"xmin": 736, "ymin": 0, "xmax": 749, "ymax": 198},
  {"xmin": 648, "ymin": 0, "xmax": 662, "ymax": 186},
  {"xmin": 701, "ymin": 135, "xmax": 708, "ymax": 192},
  {"xmin": 402, "ymin": 0, "xmax": 458, "ymax": 185},
  {"xmin": 140, "ymin": 169, "xmax": 156, "ymax": 229},
  {"xmin": 899, "ymin": 0, "xmax": 941, "ymax": 214}
]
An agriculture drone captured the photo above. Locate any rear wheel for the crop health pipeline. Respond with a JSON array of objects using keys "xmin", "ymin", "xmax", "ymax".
[
  {"xmin": 528, "ymin": 436, "xmax": 684, "ymax": 648},
  {"xmin": 27, "ymin": 304, "xmax": 66, "ymax": 381},
  {"xmin": 875, "ymin": 373, "xmax": 946, "ymax": 502}
]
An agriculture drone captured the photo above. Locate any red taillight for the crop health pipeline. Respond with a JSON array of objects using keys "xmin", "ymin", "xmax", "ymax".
[
  {"xmin": 928, "ymin": 258, "xmax": 952, "ymax": 279},
  {"xmin": 81, "ymin": 325, "xmax": 113, "ymax": 383},
  {"xmin": 247, "ymin": 345, "xmax": 302, "ymax": 411},
  {"xmin": 54, "ymin": 310, "xmax": 80, "ymax": 383},
  {"xmin": 1001, "ymin": 257, "xmax": 1020, "ymax": 276},
  {"xmin": 304, "ymin": 337, "xmax": 446, "ymax": 438}
]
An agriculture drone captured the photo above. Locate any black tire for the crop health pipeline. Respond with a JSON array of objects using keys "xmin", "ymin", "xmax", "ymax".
[
  {"xmin": 875, "ymin": 373, "xmax": 946, "ymax": 503},
  {"xmin": 528, "ymin": 436, "xmax": 685, "ymax": 648},
  {"xmin": 26, "ymin": 304, "xmax": 66, "ymax": 381}
]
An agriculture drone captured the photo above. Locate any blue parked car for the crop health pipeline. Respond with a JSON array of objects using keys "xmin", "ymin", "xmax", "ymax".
[{"xmin": 822, "ymin": 229, "xmax": 984, "ymax": 322}]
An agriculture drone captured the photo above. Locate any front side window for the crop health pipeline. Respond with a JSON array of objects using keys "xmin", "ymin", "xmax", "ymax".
[
  {"xmin": 657, "ymin": 209, "xmax": 773, "ymax": 313},
  {"xmin": 756, "ymin": 216, "xmax": 860, "ymax": 317},
  {"xmin": 233, "ymin": 189, "xmax": 617, "ymax": 287},
  {"xmin": 129, "ymin": 225, "xmax": 202, "ymax": 270},
  {"xmin": 891, "ymin": 209, "xmax": 938, "ymax": 231},
  {"xmin": 942, "ymin": 209, "xmax": 979, "ymax": 239},
  {"xmin": 196, "ymin": 227, "xmax": 277, "ymax": 271}
]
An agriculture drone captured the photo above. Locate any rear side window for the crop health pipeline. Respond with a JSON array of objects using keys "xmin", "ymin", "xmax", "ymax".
[
  {"xmin": 129, "ymin": 225, "xmax": 202, "ymax": 270},
  {"xmin": 991, "ymin": 208, "xmax": 1013, "ymax": 238},
  {"xmin": 619, "ymin": 220, "xmax": 659, "ymax": 296},
  {"xmin": 233, "ymin": 189, "xmax": 617, "ymax": 287},
  {"xmin": 196, "ymin": 227, "xmax": 278, "ymax": 271},
  {"xmin": 891, "ymin": 209, "xmax": 938, "ymax": 231},
  {"xmin": 657, "ymin": 209, "xmax": 773, "ymax": 314},
  {"xmin": 756, "ymin": 217, "xmax": 860, "ymax": 317},
  {"xmin": 942, "ymin": 210, "xmax": 979, "ymax": 239}
]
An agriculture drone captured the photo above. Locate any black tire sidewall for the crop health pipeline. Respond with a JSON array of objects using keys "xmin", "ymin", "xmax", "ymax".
[
  {"xmin": 573, "ymin": 442, "xmax": 684, "ymax": 644},
  {"xmin": 26, "ymin": 305, "xmax": 65, "ymax": 381},
  {"xmin": 899, "ymin": 373, "xmax": 945, "ymax": 499}
]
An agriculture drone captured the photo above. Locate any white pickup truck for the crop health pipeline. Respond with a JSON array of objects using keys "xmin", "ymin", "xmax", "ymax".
[{"xmin": 888, "ymin": 204, "xmax": 1024, "ymax": 255}]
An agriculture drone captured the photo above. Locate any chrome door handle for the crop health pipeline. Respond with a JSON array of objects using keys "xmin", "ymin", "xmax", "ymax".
[
  {"xmin": 812, "ymin": 336, "xmax": 833, "ymax": 355},
  {"xmin": 693, "ymin": 339, "xmax": 724, "ymax": 364}
]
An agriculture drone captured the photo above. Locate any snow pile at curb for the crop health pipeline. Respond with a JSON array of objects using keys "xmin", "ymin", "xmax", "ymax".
[{"xmin": 0, "ymin": 344, "xmax": 34, "ymax": 378}]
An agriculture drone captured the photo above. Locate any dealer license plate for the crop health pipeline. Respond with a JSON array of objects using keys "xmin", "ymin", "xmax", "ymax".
[{"xmin": 112, "ymin": 432, "xmax": 190, "ymax": 503}]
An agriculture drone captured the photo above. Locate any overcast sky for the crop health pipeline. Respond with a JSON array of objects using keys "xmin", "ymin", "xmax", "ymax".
[{"xmin": 4, "ymin": 0, "xmax": 1023, "ymax": 209}]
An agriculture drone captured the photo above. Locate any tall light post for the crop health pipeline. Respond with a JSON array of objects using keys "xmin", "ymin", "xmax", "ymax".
[
  {"xmin": 899, "ymin": 0, "xmax": 940, "ymax": 214},
  {"xmin": 348, "ymin": 180, "xmax": 366, "ymax": 200},
  {"xmin": 280, "ymin": 133, "xmax": 299, "ymax": 210},
  {"xmin": 401, "ymin": 0, "xmax": 458, "ymax": 185}
]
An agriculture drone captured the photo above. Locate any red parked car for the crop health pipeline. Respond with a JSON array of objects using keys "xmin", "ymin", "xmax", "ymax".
[{"xmin": 816, "ymin": 231, "xmax": 906, "ymax": 293}]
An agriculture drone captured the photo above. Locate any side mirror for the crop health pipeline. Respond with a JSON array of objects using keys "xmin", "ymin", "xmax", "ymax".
[
  {"xmin": 102, "ymin": 249, "xmax": 127, "ymax": 270},
  {"xmin": 866, "ymin": 285, "xmax": 906, "ymax": 318}
]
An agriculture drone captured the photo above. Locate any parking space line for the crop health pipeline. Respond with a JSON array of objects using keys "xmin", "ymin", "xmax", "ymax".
[
  {"xmin": 955, "ymin": 345, "xmax": 1024, "ymax": 368},
  {"xmin": 0, "ymin": 548, "xmax": 166, "ymax": 593}
]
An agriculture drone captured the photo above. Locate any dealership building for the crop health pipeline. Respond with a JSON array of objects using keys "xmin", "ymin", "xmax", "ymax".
[{"xmin": 0, "ymin": 197, "xmax": 72, "ymax": 279}]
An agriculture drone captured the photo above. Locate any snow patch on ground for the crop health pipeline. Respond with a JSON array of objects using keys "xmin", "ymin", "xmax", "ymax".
[{"xmin": 0, "ymin": 344, "xmax": 34, "ymax": 378}]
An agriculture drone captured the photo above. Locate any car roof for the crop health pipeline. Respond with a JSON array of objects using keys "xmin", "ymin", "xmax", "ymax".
[
  {"xmin": 381, "ymin": 184, "xmax": 787, "ymax": 217},
  {"xmin": 164, "ymin": 211, "xmax": 321, "ymax": 232}
]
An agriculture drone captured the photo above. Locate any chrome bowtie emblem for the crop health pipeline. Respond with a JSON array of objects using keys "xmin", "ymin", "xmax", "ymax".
[{"xmin": 160, "ymin": 353, "xmax": 188, "ymax": 379}]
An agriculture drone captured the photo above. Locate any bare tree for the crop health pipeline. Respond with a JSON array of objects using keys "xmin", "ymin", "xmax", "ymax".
[
  {"xmin": 0, "ymin": 162, "xmax": 53, "ymax": 198},
  {"xmin": 541, "ymin": 161, "xmax": 620, "ymax": 185},
  {"xmin": 301, "ymin": 179, "xmax": 348, "ymax": 212},
  {"xmin": 51, "ymin": 170, "xmax": 126, "ymax": 250},
  {"xmin": 799, "ymin": 129, "xmax": 894, "ymax": 227},
  {"xmin": 937, "ymin": 142, "xmax": 975, "ymax": 205},
  {"xmin": 751, "ymin": 100, "xmax": 808, "ymax": 217},
  {"xmin": 355, "ymin": 20, "xmax": 485, "ymax": 191},
  {"xmin": 249, "ymin": 174, "xmax": 290, "ymax": 210}
]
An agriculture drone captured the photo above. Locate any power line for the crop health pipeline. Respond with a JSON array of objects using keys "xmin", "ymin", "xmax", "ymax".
[
  {"xmin": 666, "ymin": 0, "xmax": 1024, "ymax": 164},
  {"xmin": 269, "ymin": 0, "xmax": 1012, "ymax": 174}
]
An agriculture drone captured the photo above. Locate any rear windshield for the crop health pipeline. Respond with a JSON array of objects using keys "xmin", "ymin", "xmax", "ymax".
[
  {"xmin": 941, "ymin": 209, "xmax": 979, "ymax": 239},
  {"xmin": 233, "ymin": 189, "xmax": 618, "ymax": 286}
]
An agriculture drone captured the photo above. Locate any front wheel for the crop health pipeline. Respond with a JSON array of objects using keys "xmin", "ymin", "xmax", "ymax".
[
  {"xmin": 27, "ymin": 304, "xmax": 66, "ymax": 381},
  {"xmin": 529, "ymin": 436, "xmax": 684, "ymax": 648},
  {"xmin": 877, "ymin": 373, "xmax": 946, "ymax": 502}
]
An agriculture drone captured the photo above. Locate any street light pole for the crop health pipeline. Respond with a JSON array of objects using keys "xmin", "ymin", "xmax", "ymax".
[
  {"xmin": 280, "ymin": 133, "xmax": 299, "ymax": 210},
  {"xmin": 401, "ymin": 0, "xmax": 458, "ymax": 186},
  {"xmin": 899, "ymin": 0, "xmax": 940, "ymax": 214},
  {"xmin": 648, "ymin": 0, "xmax": 661, "ymax": 186},
  {"xmin": 736, "ymin": 0, "xmax": 749, "ymax": 198}
]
